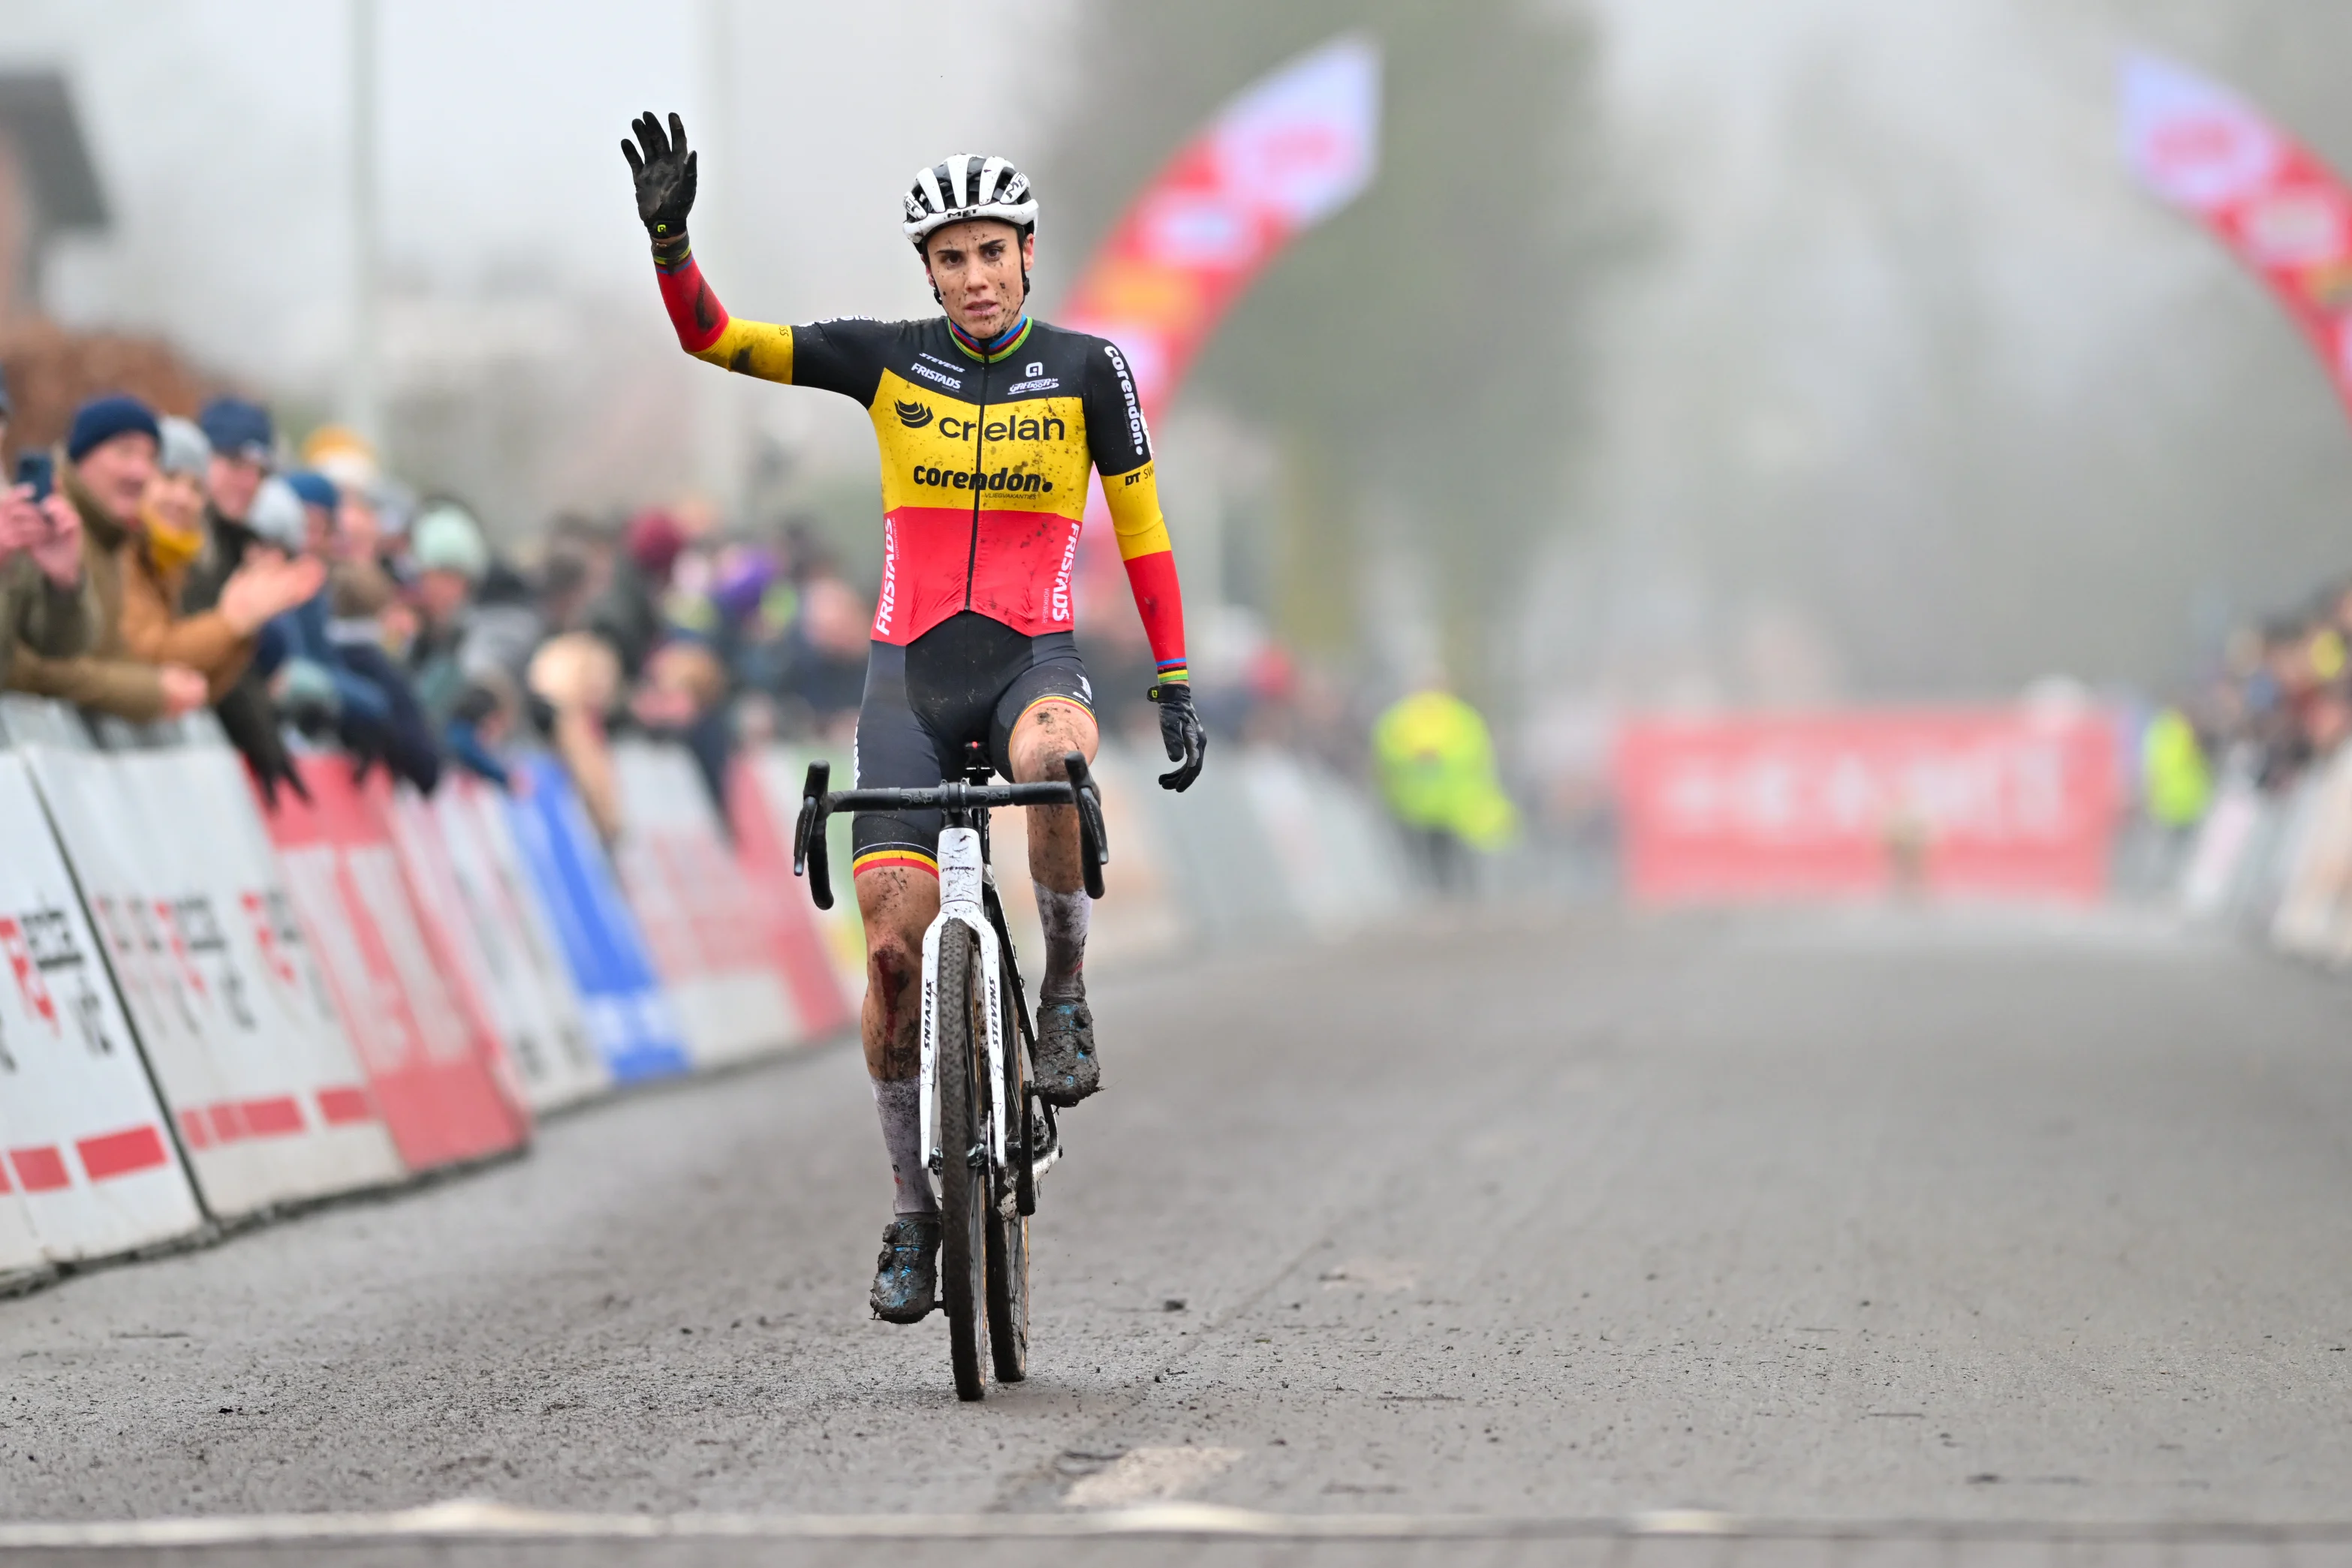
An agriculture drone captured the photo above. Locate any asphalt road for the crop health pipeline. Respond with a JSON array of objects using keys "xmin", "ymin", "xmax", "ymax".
[{"xmin": 5, "ymin": 905, "xmax": 2352, "ymax": 1565}]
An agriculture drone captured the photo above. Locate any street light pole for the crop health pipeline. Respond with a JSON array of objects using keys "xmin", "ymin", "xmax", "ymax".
[{"xmin": 346, "ymin": 0, "xmax": 382, "ymax": 448}]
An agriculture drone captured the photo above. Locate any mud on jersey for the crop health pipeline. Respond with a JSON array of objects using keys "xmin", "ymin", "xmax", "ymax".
[{"xmin": 652, "ymin": 247, "xmax": 1187, "ymax": 679}]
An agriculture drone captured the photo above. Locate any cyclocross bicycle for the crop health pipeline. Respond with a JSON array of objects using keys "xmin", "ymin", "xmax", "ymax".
[{"xmin": 791, "ymin": 745, "xmax": 1107, "ymax": 1401}]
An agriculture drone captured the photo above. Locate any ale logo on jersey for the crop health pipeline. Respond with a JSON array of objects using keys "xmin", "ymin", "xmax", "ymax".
[{"xmin": 893, "ymin": 399, "xmax": 934, "ymax": 429}]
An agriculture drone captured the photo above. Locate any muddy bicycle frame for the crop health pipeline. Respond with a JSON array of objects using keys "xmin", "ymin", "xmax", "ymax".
[{"xmin": 790, "ymin": 750, "xmax": 1107, "ymax": 1211}]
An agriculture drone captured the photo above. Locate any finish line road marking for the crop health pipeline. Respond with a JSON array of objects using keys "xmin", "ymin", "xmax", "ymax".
[{"xmin": 3, "ymin": 1500, "xmax": 2352, "ymax": 1549}]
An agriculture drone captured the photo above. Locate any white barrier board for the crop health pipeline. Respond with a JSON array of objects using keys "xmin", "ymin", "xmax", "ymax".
[
  {"xmin": 0, "ymin": 1186, "xmax": 42, "ymax": 1281},
  {"xmin": 612, "ymin": 743, "xmax": 799, "ymax": 1067},
  {"xmin": 393, "ymin": 782, "xmax": 608, "ymax": 1112},
  {"xmin": 748, "ymin": 747, "xmax": 869, "ymax": 995},
  {"xmin": 163, "ymin": 746, "xmax": 406, "ymax": 1197},
  {"xmin": 0, "ymin": 754, "xmax": 205, "ymax": 1258},
  {"xmin": 26, "ymin": 744, "xmax": 281, "ymax": 1217},
  {"xmin": 441, "ymin": 781, "xmax": 607, "ymax": 1107},
  {"xmin": 1239, "ymin": 748, "xmax": 1407, "ymax": 938}
]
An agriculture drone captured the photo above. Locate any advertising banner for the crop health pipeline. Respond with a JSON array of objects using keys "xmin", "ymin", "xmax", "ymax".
[
  {"xmin": 418, "ymin": 778, "xmax": 610, "ymax": 1111},
  {"xmin": 0, "ymin": 754, "xmax": 205, "ymax": 1260},
  {"xmin": 2125, "ymin": 54, "xmax": 2352, "ymax": 415},
  {"xmin": 263, "ymin": 758, "xmax": 531, "ymax": 1171},
  {"xmin": 1059, "ymin": 35, "xmax": 1380, "ymax": 611},
  {"xmin": 745, "ymin": 747, "xmax": 869, "ymax": 998},
  {"xmin": 30, "ymin": 743, "xmax": 285, "ymax": 1217},
  {"xmin": 725, "ymin": 757, "xmax": 855, "ymax": 1043},
  {"xmin": 505, "ymin": 757, "xmax": 688, "ymax": 1085},
  {"xmin": 1059, "ymin": 33, "xmax": 1380, "ymax": 415},
  {"xmin": 1617, "ymin": 709, "xmax": 2119, "ymax": 904},
  {"xmin": 610, "ymin": 743, "xmax": 798, "ymax": 1067},
  {"xmin": 148, "ymin": 745, "xmax": 405, "ymax": 1201}
]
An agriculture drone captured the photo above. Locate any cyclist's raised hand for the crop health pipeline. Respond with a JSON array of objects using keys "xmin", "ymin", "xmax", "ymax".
[
  {"xmin": 621, "ymin": 111, "xmax": 697, "ymax": 244},
  {"xmin": 1151, "ymin": 681, "xmax": 1207, "ymax": 792}
]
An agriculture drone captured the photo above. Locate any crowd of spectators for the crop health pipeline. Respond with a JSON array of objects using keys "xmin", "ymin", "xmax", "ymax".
[
  {"xmin": 0, "ymin": 369, "xmax": 886, "ymax": 837},
  {"xmin": 2148, "ymin": 585, "xmax": 2352, "ymax": 829}
]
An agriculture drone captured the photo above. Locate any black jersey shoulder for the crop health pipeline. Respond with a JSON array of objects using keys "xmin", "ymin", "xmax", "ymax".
[
  {"xmin": 1025, "ymin": 321, "xmax": 1155, "ymax": 477},
  {"xmin": 788, "ymin": 317, "xmax": 935, "ymax": 407}
]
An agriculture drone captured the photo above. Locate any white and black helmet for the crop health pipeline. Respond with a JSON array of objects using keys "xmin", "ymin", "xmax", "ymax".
[{"xmin": 902, "ymin": 154, "xmax": 1038, "ymax": 248}]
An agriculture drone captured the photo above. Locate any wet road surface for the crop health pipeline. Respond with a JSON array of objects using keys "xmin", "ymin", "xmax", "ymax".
[{"xmin": 5, "ymin": 906, "xmax": 2351, "ymax": 1563}]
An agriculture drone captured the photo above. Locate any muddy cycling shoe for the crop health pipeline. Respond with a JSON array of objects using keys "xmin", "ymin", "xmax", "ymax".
[
  {"xmin": 1032, "ymin": 998, "xmax": 1099, "ymax": 1107},
  {"xmin": 869, "ymin": 1214, "xmax": 941, "ymax": 1323}
]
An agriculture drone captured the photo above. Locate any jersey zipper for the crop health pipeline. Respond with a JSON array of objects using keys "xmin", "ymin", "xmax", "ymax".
[{"xmin": 963, "ymin": 354, "xmax": 990, "ymax": 612}]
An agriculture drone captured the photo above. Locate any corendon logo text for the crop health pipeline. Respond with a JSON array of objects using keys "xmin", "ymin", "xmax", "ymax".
[
  {"xmin": 1103, "ymin": 344, "xmax": 1149, "ymax": 459},
  {"xmin": 908, "ymin": 464, "xmax": 1054, "ymax": 495}
]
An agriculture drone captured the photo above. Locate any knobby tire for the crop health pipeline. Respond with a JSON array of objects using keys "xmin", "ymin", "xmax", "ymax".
[
  {"xmin": 987, "ymin": 945, "xmax": 1030, "ymax": 1383},
  {"xmin": 937, "ymin": 922, "xmax": 989, "ymax": 1401}
]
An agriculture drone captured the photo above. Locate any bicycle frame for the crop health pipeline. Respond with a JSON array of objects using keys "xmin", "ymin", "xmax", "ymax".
[
  {"xmin": 918, "ymin": 825, "xmax": 1011, "ymax": 1193},
  {"xmin": 790, "ymin": 750, "xmax": 1106, "ymax": 1205}
]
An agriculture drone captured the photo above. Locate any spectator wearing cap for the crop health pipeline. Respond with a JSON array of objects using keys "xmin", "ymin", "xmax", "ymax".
[
  {"xmin": 196, "ymin": 396, "xmax": 273, "ymax": 537},
  {"xmin": 0, "ymin": 363, "xmax": 95, "ymax": 694},
  {"xmin": 284, "ymin": 469, "xmax": 339, "ymax": 558},
  {"xmin": 118, "ymin": 417, "xmax": 323, "ymax": 702},
  {"xmin": 184, "ymin": 395, "xmax": 316, "ymax": 796},
  {"xmin": 248, "ymin": 474, "xmax": 441, "ymax": 795},
  {"xmin": 405, "ymin": 500, "xmax": 491, "ymax": 720},
  {"xmin": 8, "ymin": 395, "xmax": 207, "ymax": 722}
]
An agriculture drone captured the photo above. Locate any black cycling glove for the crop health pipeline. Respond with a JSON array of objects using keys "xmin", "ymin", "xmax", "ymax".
[
  {"xmin": 621, "ymin": 111, "xmax": 697, "ymax": 254},
  {"xmin": 1150, "ymin": 681, "xmax": 1207, "ymax": 792}
]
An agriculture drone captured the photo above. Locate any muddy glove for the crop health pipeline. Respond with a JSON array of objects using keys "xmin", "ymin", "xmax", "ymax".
[
  {"xmin": 1149, "ymin": 680, "xmax": 1207, "ymax": 792},
  {"xmin": 621, "ymin": 110, "xmax": 697, "ymax": 254}
]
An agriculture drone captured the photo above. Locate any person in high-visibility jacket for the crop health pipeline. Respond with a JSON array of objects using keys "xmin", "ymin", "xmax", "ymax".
[
  {"xmin": 1373, "ymin": 687, "xmax": 1518, "ymax": 891},
  {"xmin": 2142, "ymin": 706, "xmax": 2212, "ymax": 830}
]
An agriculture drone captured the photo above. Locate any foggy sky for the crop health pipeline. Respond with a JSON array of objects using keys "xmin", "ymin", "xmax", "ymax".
[
  {"xmin": 8, "ymin": 0, "xmax": 2351, "ymax": 699},
  {"xmin": 2, "ymin": 0, "xmax": 1074, "ymax": 389}
]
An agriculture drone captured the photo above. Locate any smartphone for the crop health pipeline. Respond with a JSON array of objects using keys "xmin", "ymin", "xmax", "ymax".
[{"xmin": 14, "ymin": 452, "xmax": 53, "ymax": 502}]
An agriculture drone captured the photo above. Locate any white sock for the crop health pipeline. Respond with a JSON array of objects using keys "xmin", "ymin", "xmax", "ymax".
[
  {"xmin": 1035, "ymin": 883, "xmax": 1089, "ymax": 1001},
  {"xmin": 870, "ymin": 1078, "xmax": 935, "ymax": 1217}
]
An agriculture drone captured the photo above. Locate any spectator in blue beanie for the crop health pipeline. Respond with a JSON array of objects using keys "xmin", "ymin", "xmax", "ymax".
[{"xmin": 8, "ymin": 393, "xmax": 208, "ymax": 721}]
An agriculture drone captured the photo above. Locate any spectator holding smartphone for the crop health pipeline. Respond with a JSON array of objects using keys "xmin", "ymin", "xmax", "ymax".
[
  {"xmin": 8, "ymin": 394, "xmax": 208, "ymax": 721},
  {"xmin": 0, "ymin": 366, "xmax": 95, "ymax": 691}
]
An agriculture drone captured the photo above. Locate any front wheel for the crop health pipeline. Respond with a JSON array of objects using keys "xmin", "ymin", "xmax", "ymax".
[
  {"xmin": 935, "ymin": 922, "xmax": 989, "ymax": 1401},
  {"xmin": 988, "ymin": 958, "xmax": 1030, "ymax": 1382}
]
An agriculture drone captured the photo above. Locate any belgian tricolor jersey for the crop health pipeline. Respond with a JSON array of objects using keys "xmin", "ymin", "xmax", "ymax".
[{"xmin": 652, "ymin": 246, "xmax": 1187, "ymax": 682}]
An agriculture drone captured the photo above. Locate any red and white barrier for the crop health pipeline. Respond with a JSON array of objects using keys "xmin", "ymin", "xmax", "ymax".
[
  {"xmin": 724, "ymin": 758, "xmax": 854, "ymax": 1044},
  {"xmin": 144, "ymin": 743, "xmax": 407, "ymax": 1201},
  {"xmin": 0, "ymin": 753, "xmax": 205, "ymax": 1258},
  {"xmin": 0, "ymin": 1186, "xmax": 41, "ymax": 1282},
  {"xmin": 1616, "ymin": 708, "xmax": 2119, "ymax": 904},
  {"xmin": 262, "ymin": 758, "xmax": 532, "ymax": 1172},
  {"xmin": 742, "ymin": 746, "xmax": 869, "ymax": 998},
  {"xmin": 29, "ymin": 742, "xmax": 287, "ymax": 1218},
  {"xmin": 411, "ymin": 778, "xmax": 610, "ymax": 1111},
  {"xmin": 610, "ymin": 742, "xmax": 803, "ymax": 1066}
]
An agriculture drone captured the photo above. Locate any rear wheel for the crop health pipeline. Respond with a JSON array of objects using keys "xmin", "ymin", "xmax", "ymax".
[
  {"xmin": 988, "ymin": 956, "xmax": 1030, "ymax": 1383},
  {"xmin": 936, "ymin": 922, "xmax": 989, "ymax": 1402}
]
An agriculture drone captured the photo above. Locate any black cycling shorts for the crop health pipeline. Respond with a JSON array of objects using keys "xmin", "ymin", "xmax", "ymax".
[{"xmin": 851, "ymin": 610, "xmax": 1094, "ymax": 877}]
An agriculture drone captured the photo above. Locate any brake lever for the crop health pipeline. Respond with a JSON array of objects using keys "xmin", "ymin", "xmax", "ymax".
[
  {"xmin": 794, "ymin": 760, "xmax": 834, "ymax": 910},
  {"xmin": 1061, "ymin": 751, "xmax": 1109, "ymax": 900}
]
